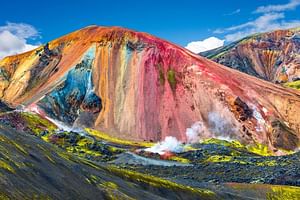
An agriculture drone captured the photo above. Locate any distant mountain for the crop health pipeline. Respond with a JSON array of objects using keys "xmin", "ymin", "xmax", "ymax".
[
  {"xmin": 201, "ymin": 28, "xmax": 300, "ymax": 84},
  {"xmin": 0, "ymin": 26, "xmax": 300, "ymax": 153}
]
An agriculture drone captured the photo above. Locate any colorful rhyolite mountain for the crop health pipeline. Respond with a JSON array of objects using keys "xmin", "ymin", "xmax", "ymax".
[
  {"xmin": 201, "ymin": 27, "xmax": 300, "ymax": 84},
  {"xmin": 0, "ymin": 26, "xmax": 300, "ymax": 154}
]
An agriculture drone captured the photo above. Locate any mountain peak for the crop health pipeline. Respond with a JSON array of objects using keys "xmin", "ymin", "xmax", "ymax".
[{"xmin": 1, "ymin": 26, "xmax": 300, "ymax": 154}]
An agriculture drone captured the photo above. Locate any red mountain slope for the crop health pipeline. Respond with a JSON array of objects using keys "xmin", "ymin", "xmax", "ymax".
[{"xmin": 0, "ymin": 26, "xmax": 300, "ymax": 153}]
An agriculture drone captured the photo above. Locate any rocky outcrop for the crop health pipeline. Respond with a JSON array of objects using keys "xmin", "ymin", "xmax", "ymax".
[
  {"xmin": 0, "ymin": 100, "xmax": 13, "ymax": 112},
  {"xmin": 201, "ymin": 28, "xmax": 300, "ymax": 84},
  {"xmin": 0, "ymin": 26, "xmax": 300, "ymax": 153}
]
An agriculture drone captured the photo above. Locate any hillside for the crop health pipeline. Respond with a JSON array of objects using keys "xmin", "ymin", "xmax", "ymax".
[
  {"xmin": 0, "ymin": 26, "xmax": 300, "ymax": 153},
  {"xmin": 201, "ymin": 28, "xmax": 300, "ymax": 84}
]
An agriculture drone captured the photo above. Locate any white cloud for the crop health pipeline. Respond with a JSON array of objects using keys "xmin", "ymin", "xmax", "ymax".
[
  {"xmin": 224, "ymin": 9, "xmax": 241, "ymax": 16},
  {"xmin": 185, "ymin": 37, "xmax": 225, "ymax": 53},
  {"xmin": 0, "ymin": 22, "xmax": 40, "ymax": 59},
  {"xmin": 255, "ymin": 0, "xmax": 300, "ymax": 13},
  {"xmin": 212, "ymin": 0, "xmax": 300, "ymax": 43},
  {"xmin": 222, "ymin": 12, "xmax": 300, "ymax": 42},
  {"xmin": 213, "ymin": 0, "xmax": 300, "ymax": 43}
]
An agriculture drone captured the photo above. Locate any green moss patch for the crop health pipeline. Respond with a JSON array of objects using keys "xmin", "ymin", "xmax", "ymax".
[
  {"xmin": 85, "ymin": 128, "xmax": 154, "ymax": 148},
  {"xmin": 0, "ymin": 160, "xmax": 15, "ymax": 173},
  {"xmin": 284, "ymin": 80, "xmax": 300, "ymax": 90},
  {"xmin": 167, "ymin": 69, "xmax": 176, "ymax": 90},
  {"xmin": 106, "ymin": 165, "xmax": 216, "ymax": 199}
]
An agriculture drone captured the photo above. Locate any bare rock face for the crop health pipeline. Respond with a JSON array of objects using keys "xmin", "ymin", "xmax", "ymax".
[
  {"xmin": 201, "ymin": 28, "xmax": 300, "ymax": 83},
  {"xmin": 269, "ymin": 119, "xmax": 299, "ymax": 151},
  {"xmin": 0, "ymin": 26, "xmax": 300, "ymax": 153},
  {"xmin": 0, "ymin": 100, "xmax": 13, "ymax": 112},
  {"xmin": 232, "ymin": 97, "xmax": 253, "ymax": 122}
]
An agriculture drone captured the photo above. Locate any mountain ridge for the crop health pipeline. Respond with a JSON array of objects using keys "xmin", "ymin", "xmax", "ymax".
[
  {"xmin": 201, "ymin": 27, "xmax": 300, "ymax": 84},
  {"xmin": 0, "ymin": 25, "xmax": 300, "ymax": 153}
]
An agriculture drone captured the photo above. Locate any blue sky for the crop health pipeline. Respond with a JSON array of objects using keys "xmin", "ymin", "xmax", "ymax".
[{"xmin": 1, "ymin": 0, "xmax": 300, "ymax": 57}]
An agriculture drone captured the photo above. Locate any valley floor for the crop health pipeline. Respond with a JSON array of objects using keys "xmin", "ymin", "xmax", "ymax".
[{"xmin": 1, "ymin": 111, "xmax": 300, "ymax": 199}]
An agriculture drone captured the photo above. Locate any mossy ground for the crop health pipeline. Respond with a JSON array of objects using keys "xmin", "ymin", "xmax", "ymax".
[
  {"xmin": 284, "ymin": 80, "xmax": 300, "ymax": 90},
  {"xmin": 1, "ymin": 111, "xmax": 300, "ymax": 199},
  {"xmin": 106, "ymin": 165, "xmax": 216, "ymax": 199},
  {"xmin": 201, "ymin": 138, "xmax": 273, "ymax": 156},
  {"xmin": 85, "ymin": 128, "xmax": 154, "ymax": 148},
  {"xmin": 0, "ymin": 112, "xmax": 123, "ymax": 161},
  {"xmin": 0, "ymin": 124, "xmax": 220, "ymax": 199},
  {"xmin": 266, "ymin": 185, "xmax": 300, "ymax": 199},
  {"xmin": 125, "ymin": 137, "xmax": 300, "ymax": 190}
]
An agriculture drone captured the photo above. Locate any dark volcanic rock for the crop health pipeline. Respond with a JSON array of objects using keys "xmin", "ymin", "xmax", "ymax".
[{"xmin": 0, "ymin": 100, "xmax": 13, "ymax": 112}]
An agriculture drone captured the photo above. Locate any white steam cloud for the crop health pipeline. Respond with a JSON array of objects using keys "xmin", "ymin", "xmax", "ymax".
[
  {"xmin": 186, "ymin": 121, "xmax": 208, "ymax": 143},
  {"xmin": 208, "ymin": 112, "xmax": 237, "ymax": 138},
  {"xmin": 145, "ymin": 122, "xmax": 207, "ymax": 155},
  {"xmin": 145, "ymin": 136, "xmax": 184, "ymax": 155},
  {"xmin": 145, "ymin": 112, "xmax": 238, "ymax": 155}
]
